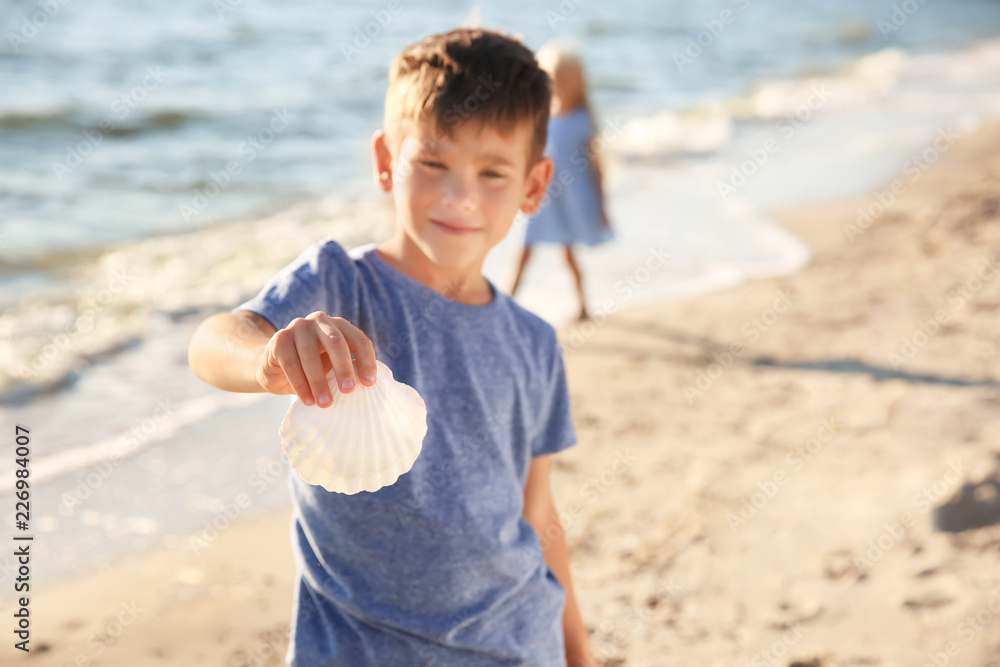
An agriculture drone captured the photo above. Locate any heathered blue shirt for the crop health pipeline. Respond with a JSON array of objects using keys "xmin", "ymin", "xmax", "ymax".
[{"xmin": 232, "ymin": 239, "xmax": 578, "ymax": 666}]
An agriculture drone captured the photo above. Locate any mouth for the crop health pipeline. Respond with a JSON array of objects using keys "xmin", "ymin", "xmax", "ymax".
[{"xmin": 431, "ymin": 219, "xmax": 481, "ymax": 235}]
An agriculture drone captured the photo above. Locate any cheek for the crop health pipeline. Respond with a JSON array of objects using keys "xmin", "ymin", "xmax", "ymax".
[
  {"xmin": 398, "ymin": 170, "xmax": 438, "ymax": 214},
  {"xmin": 483, "ymin": 184, "xmax": 521, "ymax": 235},
  {"xmin": 483, "ymin": 182, "xmax": 520, "ymax": 216}
]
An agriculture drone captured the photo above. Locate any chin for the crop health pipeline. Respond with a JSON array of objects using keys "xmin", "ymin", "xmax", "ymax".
[{"xmin": 421, "ymin": 242, "xmax": 482, "ymax": 269}]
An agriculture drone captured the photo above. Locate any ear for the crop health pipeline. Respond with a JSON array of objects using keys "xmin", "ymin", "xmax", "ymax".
[
  {"xmin": 519, "ymin": 157, "xmax": 554, "ymax": 217},
  {"xmin": 371, "ymin": 129, "xmax": 394, "ymax": 192}
]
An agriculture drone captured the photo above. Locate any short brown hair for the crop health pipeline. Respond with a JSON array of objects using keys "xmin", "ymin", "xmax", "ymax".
[{"xmin": 383, "ymin": 28, "xmax": 551, "ymax": 172}]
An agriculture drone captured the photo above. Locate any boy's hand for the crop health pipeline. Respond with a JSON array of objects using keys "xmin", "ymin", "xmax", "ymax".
[{"xmin": 255, "ymin": 312, "xmax": 377, "ymax": 408}]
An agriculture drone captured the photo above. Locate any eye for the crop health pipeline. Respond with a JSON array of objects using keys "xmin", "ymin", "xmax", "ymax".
[
  {"xmin": 419, "ymin": 160, "xmax": 446, "ymax": 169},
  {"xmin": 481, "ymin": 170, "xmax": 504, "ymax": 179}
]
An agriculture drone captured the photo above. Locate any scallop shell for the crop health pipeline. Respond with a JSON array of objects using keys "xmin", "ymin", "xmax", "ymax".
[{"xmin": 278, "ymin": 359, "xmax": 428, "ymax": 494}]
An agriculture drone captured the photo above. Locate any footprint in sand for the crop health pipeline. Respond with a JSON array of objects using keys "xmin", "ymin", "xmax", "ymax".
[
  {"xmin": 933, "ymin": 461, "xmax": 1000, "ymax": 532},
  {"xmin": 820, "ymin": 548, "xmax": 864, "ymax": 583}
]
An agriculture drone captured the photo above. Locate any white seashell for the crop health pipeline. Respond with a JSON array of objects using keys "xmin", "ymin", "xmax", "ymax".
[{"xmin": 278, "ymin": 359, "xmax": 428, "ymax": 494}]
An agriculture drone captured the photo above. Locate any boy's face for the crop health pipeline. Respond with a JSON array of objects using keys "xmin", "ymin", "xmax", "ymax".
[{"xmin": 372, "ymin": 116, "xmax": 553, "ymax": 271}]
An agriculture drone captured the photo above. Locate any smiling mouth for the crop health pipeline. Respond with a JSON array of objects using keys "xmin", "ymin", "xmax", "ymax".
[{"xmin": 431, "ymin": 219, "xmax": 481, "ymax": 235}]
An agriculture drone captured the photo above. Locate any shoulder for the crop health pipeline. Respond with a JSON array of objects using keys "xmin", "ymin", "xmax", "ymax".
[
  {"xmin": 550, "ymin": 109, "xmax": 586, "ymax": 127},
  {"xmin": 502, "ymin": 294, "xmax": 557, "ymax": 339},
  {"xmin": 550, "ymin": 109, "xmax": 595, "ymax": 141},
  {"xmin": 499, "ymin": 295, "xmax": 563, "ymax": 368},
  {"xmin": 275, "ymin": 237, "xmax": 348, "ymax": 269},
  {"xmin": 288, "ymin": 237, "xmax": 365, "ymax": 283},
  {"xmin": 315, "ymin": 237, "xmax": 358, "ymax": 267},
  {"xmin": 566, "ymin": 107, "xmax": 596, "ymax": 136},
  {"xmin": 272, "ymin": 237, "xmax": 363, "ymax": 299}
]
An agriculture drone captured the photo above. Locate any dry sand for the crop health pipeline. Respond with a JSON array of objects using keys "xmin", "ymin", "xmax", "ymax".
[{"xmin": 18, "ymin": 121, "xmax": 1000, "ymax": 666}]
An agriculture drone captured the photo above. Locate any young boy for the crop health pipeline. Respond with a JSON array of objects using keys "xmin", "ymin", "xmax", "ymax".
[{"xmin": 188, "ymin": 28, "xmax": 595, "ymax": 666}]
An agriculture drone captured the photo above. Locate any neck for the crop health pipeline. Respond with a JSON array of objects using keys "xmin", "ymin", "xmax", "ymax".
[
  {"xmin": 552, "ymin": 96, "xmax": 583, "ymax": 116},
  {"xmin": 552, "ymin": 99, "xmax": 572, "ymax": 115},
  {"xmin": 376, "ymin": 231, "xmax": 493, "ymax": 305}
]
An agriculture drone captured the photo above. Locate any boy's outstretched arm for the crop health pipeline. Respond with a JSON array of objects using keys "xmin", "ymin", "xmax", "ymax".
[
  {"xmin": 188, "ymin": 311, "xmax": 275, "ymax": 393},
  {"xmin": 187, "ymin": 310, "xmax": 378, "ymax": 406},
  {"xmin": 524, "ymin": 455, "xmax": 597, "ymax": 667}
]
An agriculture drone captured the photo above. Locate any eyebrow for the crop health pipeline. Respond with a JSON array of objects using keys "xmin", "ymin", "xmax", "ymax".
[
  {"xmin": 415, "ymin": 145, "xmax": 516, "ymax": 168},
  {"xmin": 478, "ymin": 153, "xmax": 517, "ymax": 168}
]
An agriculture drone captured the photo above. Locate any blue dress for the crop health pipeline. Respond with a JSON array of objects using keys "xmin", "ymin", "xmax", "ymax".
[{"xmin": 524, "ymin": 108, "xmax": 614, "ymax": 247}]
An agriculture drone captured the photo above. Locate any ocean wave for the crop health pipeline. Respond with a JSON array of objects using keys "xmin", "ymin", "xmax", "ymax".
[
  {"xmin": 0, "ymin": 194, "xmax": 388, "ymax": 400},
  {"xmin": 0, "ymin": 107, "xmax": 78, "ymax": 130},
  {"xmin": 608, "ymin": 36, "xmax": 1000, "ymax": 164},
  {"xmin": 609, "ymin": 47, "xmax": 909, "ymax": 161},
  {"xmin": 0, "ymin": 391, "xmax": 267, "ymax": 492},
  {"xmin": 0, "ymin": 107, "xmax": 203, "ymax": 133}
]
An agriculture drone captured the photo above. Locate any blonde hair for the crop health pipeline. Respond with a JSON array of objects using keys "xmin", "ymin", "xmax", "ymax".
[{"xmin": 535, "ymin": 40, "xmax": 592, "ymax": 115}]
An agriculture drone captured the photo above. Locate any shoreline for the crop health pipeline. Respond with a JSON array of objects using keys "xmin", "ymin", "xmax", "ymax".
[
  {"xmin": 10, "ymin": 33, "xmax": 1000, "ymax": 402},
  {"xmin": 10, "ymin": 119, "xmax": 1000, "ymax": 665}
]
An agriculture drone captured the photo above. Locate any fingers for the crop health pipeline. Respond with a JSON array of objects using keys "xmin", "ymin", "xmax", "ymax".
[
  {"xmin": 310, "ymin": 318, "xmax": 356, "ymax": 401},
  {"xmin": 273, "ymin": 315, "xmax": 378, "ymax": 408},
  {"xmin": 333, "ymin": 320, "xmax": 378, "ymax": 386},
  {"xmin": 273, "ymin": 335, "xmax": 315, "ymax": 406},
  {"xmin": 292, "ymin": 325, "xmax": 334, "ymax": 407}
]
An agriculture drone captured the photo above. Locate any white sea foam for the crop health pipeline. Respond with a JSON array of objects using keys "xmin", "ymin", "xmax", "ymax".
[{"xmin": 0, "ymin": 392, "xmax": 268, "ymax": 492}]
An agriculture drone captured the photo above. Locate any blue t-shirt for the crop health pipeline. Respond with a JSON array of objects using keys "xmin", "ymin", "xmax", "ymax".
[{"xmin": 232, "ymin": 239, "xmax": 578, "ymax": 666}]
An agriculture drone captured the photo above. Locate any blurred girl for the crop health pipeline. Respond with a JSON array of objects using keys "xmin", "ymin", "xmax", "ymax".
[{"xmin": 509, "ymin": 41, "xmax": 613, "ymax": 322}]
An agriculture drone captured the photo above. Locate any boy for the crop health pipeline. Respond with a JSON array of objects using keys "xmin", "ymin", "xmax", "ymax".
[{"xmin": 188, "ymin": 28, "xmax": 596, "ymax": 666}]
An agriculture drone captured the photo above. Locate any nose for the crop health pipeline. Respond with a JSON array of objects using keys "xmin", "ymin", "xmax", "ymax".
[{"xmin": 439, "ymin": 169, "xmax": 477, "ymax": 212}]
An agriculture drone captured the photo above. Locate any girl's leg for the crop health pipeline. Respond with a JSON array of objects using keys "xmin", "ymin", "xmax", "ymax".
[
  {"xmin": 509, "ymin": 245, "xmax": 533, "ymax": 297},
  {"xmin": 563, "ymin": 245, "xmax": 589, "ymax": 321}
]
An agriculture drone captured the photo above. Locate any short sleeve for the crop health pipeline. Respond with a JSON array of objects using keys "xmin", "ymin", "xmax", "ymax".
[
  {"xmin": 530, "ymin": 344, "xmax": 578, "ymax": 458},
  {"xmin": 231, "ymin": 239, "xmax": 357, "ymax": 331}
]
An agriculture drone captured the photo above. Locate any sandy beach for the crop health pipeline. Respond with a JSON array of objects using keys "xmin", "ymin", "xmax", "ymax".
[{"xmin": 17, "ymin": 120, "xmax": 1000, "ymax": 666}]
